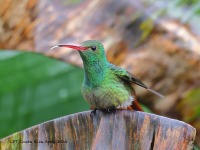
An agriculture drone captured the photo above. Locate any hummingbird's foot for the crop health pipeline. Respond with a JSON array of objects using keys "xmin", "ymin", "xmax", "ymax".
[
  {"xmin": 90, "ymin": 108, "xmax": 97, "ymax": 117},
  {"xmin": 106, "ymin": 107, "xmax": 116, "ymax": 113}
]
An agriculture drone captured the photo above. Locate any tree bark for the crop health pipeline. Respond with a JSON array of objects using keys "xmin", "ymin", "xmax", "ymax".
[{"xmin": 0, "ymin": 110, "xmax": 196, "ymax": 150}]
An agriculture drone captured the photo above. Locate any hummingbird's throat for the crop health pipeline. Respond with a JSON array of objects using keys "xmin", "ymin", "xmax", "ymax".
[{"xmin": 83, "ymin": 60, "xmax": 107, "ymax": 86}]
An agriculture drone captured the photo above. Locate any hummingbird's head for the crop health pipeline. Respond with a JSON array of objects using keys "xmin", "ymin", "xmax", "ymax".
[
  {"xmin": 51, "ymin": 40, "xmax": 108, "ymax": 85},
  {"xmin": 79, "ymin": 40, "xmax": 107, "ymax": 62},
  {"xmin": 51, "ymin": 40, "xmax": 107, "ymax": 63}
]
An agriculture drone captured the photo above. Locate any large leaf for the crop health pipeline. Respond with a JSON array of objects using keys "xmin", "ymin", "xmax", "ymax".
[{"xmin": 0, "ymin": 51, "xmax": 89, "ymax": 139}]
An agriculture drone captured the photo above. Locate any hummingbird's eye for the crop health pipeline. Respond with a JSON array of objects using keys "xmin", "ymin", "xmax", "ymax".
[{"xmin": 91, "ymin": 46, "xmax": 96, "ymax": 51}]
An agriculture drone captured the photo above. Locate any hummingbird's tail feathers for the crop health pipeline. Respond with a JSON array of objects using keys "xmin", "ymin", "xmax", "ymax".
[
  {"xmin": 130, "ymin": 100, "xmax": 143, "ymax": 111},
  {"xmin": 130, "ymin": 76, "xmax": 148, "ymax": 89},
  {"xmin": 109, "ymin": 64, "xmax": 164, "ymax": 99},
  {"xmin": 147, "ymin": 88, "xmax": 164, "ymax": 98},
  {"xmin": 119, "ymin": 102, "xmax": 143, "ymax": 111},
  {"xmin": 130, "ymin": 76, "xmax": 164, "ymax": 98}
]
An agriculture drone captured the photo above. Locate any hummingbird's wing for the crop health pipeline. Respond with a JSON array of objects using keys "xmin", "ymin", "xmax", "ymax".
[{"xmin": 109, "ymin": 64, "xmax": 164, "ymax": 98}]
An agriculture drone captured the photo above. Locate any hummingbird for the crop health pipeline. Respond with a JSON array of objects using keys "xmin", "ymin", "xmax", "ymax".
[{"xmin": 51, "ymin": 40, "xmax": 163, "ymax": 113}]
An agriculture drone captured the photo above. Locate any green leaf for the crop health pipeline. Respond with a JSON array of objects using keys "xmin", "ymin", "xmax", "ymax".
[
  {"xmin": 0, "ymin": 51, "xmax": 89, "ymax": 139},
  {"xmin": 178, "ymin": 87, "xmax": 200, "ymax": 122}
]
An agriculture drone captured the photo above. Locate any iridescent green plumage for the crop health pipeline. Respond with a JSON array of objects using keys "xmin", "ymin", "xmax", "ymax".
[
  {"xmin": 51, "ymin": 40, "xmax": 163, "ymax": 110},
  {"xmin": 78, "ymin": 40, "xmax": 163, "ymax": 109}
]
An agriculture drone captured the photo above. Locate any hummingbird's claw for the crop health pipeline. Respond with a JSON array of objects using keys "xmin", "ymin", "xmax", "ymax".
[
  {"xmin": 90, "ymin": 108, "xmax": 97, "ymax": 117},
  {"xmin": 106, "ymin": 107, "xmax": 115, "ymax": 113},
  {"xmin": 107, "ymin": 108, "xmax": 111, "ymax": 112}
]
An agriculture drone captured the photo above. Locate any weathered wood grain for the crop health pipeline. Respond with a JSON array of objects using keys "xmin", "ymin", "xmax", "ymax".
[{"xmin": 0, "ymin": 110, "xmax": 196, "ymax": 150}]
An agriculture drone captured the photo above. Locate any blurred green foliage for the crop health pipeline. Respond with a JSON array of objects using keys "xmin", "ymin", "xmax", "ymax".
[
  {"xmin": 177, "ymin": 0, "xmax": 199, "ymax": 6},
  {"xmin": 195, "ymin": 145, "xmax": 200, "ymax": 150},
  {"xmin": 144, "ymin": 0, "xmax": 200, "ymax": 25},
  {"xmin": 0, "ymin": 51, "xmax": 89, "ymax": 139},
  {"xmin": 62, "ymin": 0, "xmax": 83, "ymax": 6},
  {"xmin": 180, "ymin": 87, "xmax": 200, "ymax": 122},
  {"xmin": 177, "ymin": 88, "xmax": 200, "ymax": 148}
]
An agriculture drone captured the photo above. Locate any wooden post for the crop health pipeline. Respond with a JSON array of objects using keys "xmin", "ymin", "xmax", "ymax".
[{"xmin": 0, "ymin": 110, "xmax": 196, "ymax": 150}]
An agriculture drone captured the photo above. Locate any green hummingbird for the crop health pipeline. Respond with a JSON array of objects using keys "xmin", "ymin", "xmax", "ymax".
[{"xmin": 51, "ymin": 40, "xmax": 163, "ymax": 113}]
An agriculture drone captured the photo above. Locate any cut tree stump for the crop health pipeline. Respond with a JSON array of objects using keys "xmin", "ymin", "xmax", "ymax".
[{"xmin": 0, "ymin": 110, "xmax": 196, "ymax": 150}]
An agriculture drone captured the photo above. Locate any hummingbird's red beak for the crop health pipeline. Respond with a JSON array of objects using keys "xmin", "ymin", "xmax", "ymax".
[{"xmin": 50, "ymin": 44, "xmax": 88, "ymax": 51}]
